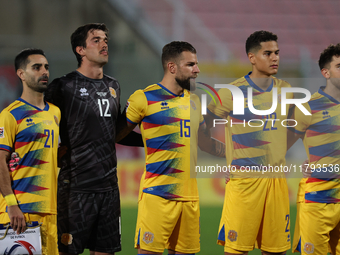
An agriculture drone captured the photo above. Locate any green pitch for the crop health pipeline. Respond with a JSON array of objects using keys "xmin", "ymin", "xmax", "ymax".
[{"xmin": 81, "ymin": 205, "xmax": 297, "ymax": 255}]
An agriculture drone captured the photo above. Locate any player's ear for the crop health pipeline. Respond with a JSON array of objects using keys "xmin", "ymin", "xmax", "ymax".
[
  {"xmin": 167, "ymin": 62, "xmax": 177, "ymax": 74},
  {"xmin": 16, "ymin": 69, "xmax": 25, "ymax": 81},
  {"xmin": 76, "ymin": 46, "xmax": 85, "ymax": 57},
  {"xmin": 248, "ymin": 52, "xmax": 256, "ymax": 65},
  {"xmin": 321, "ymin": 68, "xmax": 330, "ymax": 79}
]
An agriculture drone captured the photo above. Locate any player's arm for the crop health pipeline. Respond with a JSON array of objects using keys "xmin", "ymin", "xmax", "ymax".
[
  {"xmin": 287, "ymin": 128, "xmax": 303, "ymax": 151},
  {"xmin": 198, "ymin": 122, "xmax": 225, "ymax": 158},
  {"xmin": 0, "ymin": 150, "xmax": 26, "ymax": 234},
  {"xmin": 116, "ymin": 108, "xmax": 143, "ymax": 146}
]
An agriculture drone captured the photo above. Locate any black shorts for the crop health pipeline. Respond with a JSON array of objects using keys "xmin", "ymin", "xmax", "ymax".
[{"xmin": 57, "ymin": 186, "xmax": 121, "ymax": 254}]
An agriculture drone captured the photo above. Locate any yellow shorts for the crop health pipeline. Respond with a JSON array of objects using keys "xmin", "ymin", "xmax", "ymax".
[
  {"xmin": 134, "ymin": 193, "xmax": 200, "ymax": 253},
  {"xmin": 0, "ymin": 213, "xmax": 58, "ymax": 255},
  {"xmin": 300, "ymin": 202, "xmax": 340, "ymax": 255},
  {"xmin": 217, "ymin": 178, "xmax": 290, "ymax": 253}
]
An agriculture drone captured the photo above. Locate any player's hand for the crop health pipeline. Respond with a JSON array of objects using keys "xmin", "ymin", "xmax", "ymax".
[
  {"xmin": 58, "ymin": 145, "xmax": 68, "ymax": 159},
  {"xmin": 8, "ymin": 152, "xmax": 20, "ymax": 171},
  {"xmin": 7, "ymin": 205, "xmax": 26, "ymax": 234},
  {"xmin": 225, "ymin": 168, "xmax": 230, "ymax": 184},
  {"xmin": 301, "ymin": 159, "xmax": 312, "ymax": 178}
]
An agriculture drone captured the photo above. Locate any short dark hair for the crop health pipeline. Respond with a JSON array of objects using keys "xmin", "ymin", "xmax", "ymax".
[
  {"xmin": 161, "ymin": 41, "xmax": 196, "ymax": 70},
  {"xmin": 15, "ymin": 48, "xmax": 46, "ymax": 71},
  {"xmin": 71, "ymin": 23, "xmax": 109, "ymax": 67},
  {"xmin": 318, "ymin": 43, "xmax": 340, "ymax": 70},
  {"xmin": 245, "ymin": 30, "xmax": 278, "ymax": 54}
]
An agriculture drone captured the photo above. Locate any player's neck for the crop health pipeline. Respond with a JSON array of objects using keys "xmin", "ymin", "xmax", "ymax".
[
  {"xmin": 159, "ymin": 77, "xmax": 185, "ymax": 96},
  {"xmin": 77, "ymin": 64, "xmax": 104, "ymax": 80},
  {"xmin": 21, "ymin": 88, "xmax": 45, "ymax": 110},
  {"xmin": 249, "ymin": 71, "xmax": 272, "ymax": 90},
  {"xmin": 324, "ymin": 82, "xmax": 340, "ymax": 102}
]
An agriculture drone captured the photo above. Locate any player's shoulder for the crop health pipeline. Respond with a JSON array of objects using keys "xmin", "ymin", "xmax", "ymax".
[
  {"xmin": 103, "ymin": 74, "xmax": 120, "ymax": 88},
  {"xmin": 0, "ymin": 100, "xmax": 21, "ymax": 115},
  {"xmin": 229, "ymin": 76, "xmax": 248, "ymax": 87},
  {"xmin": 142, "ymin": 83, "xmax": 160, "ymax": 92},
  {"xmin": 272, "ymin": 76, "xmax": 291, "ymax": 88}
]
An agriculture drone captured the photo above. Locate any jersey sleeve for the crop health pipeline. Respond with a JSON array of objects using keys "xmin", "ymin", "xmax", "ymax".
[
  {"xmin": 0, "ymin": 111, "xmax": 17, "ymax": 152},
  {"xmin": 292, "ymin": 102, "xmax": 312, "ymax": 134},
  {"xmin": 126, "ymin": 90, "xmax": 148, "ymax": 125},
  {"xmin": 207, "ymin": 88, "xmax": 232, "ymax": 119}
]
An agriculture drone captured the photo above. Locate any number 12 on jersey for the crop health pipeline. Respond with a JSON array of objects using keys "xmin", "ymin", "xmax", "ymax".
[
  {"xmin": 98, "ymin": 99, "xmax": 111, "ymax": 117},
  {"xmin": 180, "ymin": 119, "xmax": 190, "ymax": 137}
]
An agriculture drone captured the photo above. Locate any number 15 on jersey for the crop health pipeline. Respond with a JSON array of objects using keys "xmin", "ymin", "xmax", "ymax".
[{"xmin": 180, "ymin": 119, "xmax": 190, "ymax": 137}]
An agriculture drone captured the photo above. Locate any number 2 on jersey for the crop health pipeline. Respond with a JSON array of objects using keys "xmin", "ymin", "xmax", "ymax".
[
  {"xmin": 98, "ymin": 99, "xmax": 111, "ymax": 117},
  {"xmin": 180, "ymin": 119, "xmax": 190, "ymax": 137}
]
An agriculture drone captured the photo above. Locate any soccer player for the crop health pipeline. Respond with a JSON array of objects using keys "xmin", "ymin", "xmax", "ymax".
[
  {"xmin": 289, "ymin": 43, "xmax": 340, "ymax": 254},
  {"xmin": 0, "ymin": 48, "xmax": 60, "ymax": 254},
  {"xmin": 44, "ymin": 23, "xmax": 142, "ymax": 255},
  {"xmin": 116, "ymin": 41, "xmax": 220, "ymax": 255},
  {"xmin": 205, "ymin": 31, "xmax": 292, "ymax": 254}
]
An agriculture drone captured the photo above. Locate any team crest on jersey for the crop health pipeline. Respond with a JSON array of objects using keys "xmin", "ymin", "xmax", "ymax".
[
  {"xmin": 80, "ymin": 88, "xmax": 89, "ymax": 96},
  {"xmin": 227, "ymin": 230, "xmax": 237, "ymax": 242},
  {"xmin": 26, "ymin": 118, "xmax": 35, "ymax": 126},
  {"xmin": 161, "ymin": 101, "xmax": 169, "ymax": 110},
  {"xmin": 143, "ymin": 231, "xmax": 154, "ymax": 244},
  {"xmin": 110, "ymin": 87, "xmax": 117, "ymax": 98},
  {"xmin": 96, "ymin": 92, "xmax": 108, "ymax": 97},
  {"xmin": 304, "ymin": 242, "xmax": 314, "ymax": 254},
  {"xmin": 190, "ymin": 100, "xmax": 196, "ymax": 110},
  {"xmin": 0, "ymin": 127, "xmax": 4, "ymax": 138},
  {"xmin": 61, "ymin": 233, "xmax": 73, "ymax": 245},
  {"xmin": 54, "ymin": 116, "xmax": 59, "ymax": 126},
  {"xmin": 178, "ymin": 105, "xmax": 189, "ymax": 110}
]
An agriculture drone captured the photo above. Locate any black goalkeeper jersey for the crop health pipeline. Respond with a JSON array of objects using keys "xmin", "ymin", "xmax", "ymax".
[{"xmin": 45, "ymin": 71, "xmax": 121, "ymax": 192}]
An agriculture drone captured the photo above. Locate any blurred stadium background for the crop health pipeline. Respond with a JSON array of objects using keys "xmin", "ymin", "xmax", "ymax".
[{"xmin": 1, "ymin": 0, "xmax": 339, "ymax": 254}]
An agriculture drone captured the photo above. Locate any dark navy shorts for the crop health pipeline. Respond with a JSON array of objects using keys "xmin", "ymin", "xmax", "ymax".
[{"xmin": 57, "ymin": 186, "xmax": 121, "ymax": 254}]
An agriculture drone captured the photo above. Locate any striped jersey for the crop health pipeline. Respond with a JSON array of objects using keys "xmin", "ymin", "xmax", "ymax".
[
  {"xmin": 208, "ymin": 72, "xmax": 292, "ymax": 171},
  {"xmin": 0, "ymin": 98, "xmax": 60, "ymax": 214},
  {"xmin": 126, "ymin": 83, "xmax": 203, "ymax": 201},
  {"xmin": 293, "ymin": 87, "xmax": 340, "ymax": 203}
]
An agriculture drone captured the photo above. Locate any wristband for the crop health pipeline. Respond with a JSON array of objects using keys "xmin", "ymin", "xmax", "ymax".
[{"xmin": 4, "ymin": 194, "xmax": 18, "ymax": 206}]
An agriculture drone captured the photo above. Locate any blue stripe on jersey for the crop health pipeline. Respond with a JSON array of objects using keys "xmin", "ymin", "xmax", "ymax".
[
  {"xmin": 143, "ymin": 108, "xmax": 180, "ymax": 126},
  {"xmin": 15, "ymin": 201, "xmax": 44, "ymax": 213},
  {"xmin": 318, "ymin": 87, "xmax": 340, "ymax": 104},
  {"xmin": 0, "ymin": 144, "xmax": 11, "ymax": 152},
  {"xmin": 146, "ymin": 158, "xmax": 183, "ymax": 176},
  {"xmin": 15, "ymin": 122, "xmax": 45, "ymax": 143},
  {"xmin": 12, "ymin": 175, "xmax": 47, "ymax": 194},
  {"xmin": 126, "ymin": 117, "xmax": 138, "ymax": 125},
  {"xmin": 311, "ymin": 170, "xmax": 340, "ymax": 180},
  {"xmin": 143, "ymin": 183, "xmax": 181, "ymax": 199},
  {"xmin": 232, "ymin": 131, "xmax": 270, "ymax": 148},
  {"xmin": 305, "ymin": 188, "xmax": 340, "ymax": 203},
  {"xmin": 144, "ymin": 88, "xmax": 174, "ymax": 102},
  {"xmin": 146, "ymin": 133, "xmax": 183, "ymax": 152},
  {"xmin": 309, "ymin": 140, "xmax": 340, "ymax": 158},
  {"xmin": 19, "ymin": 148, "xmax": 47, "ymax": 168},
  {"xmin": 308, "ymin": 116, "xmax": 340, "ymax": 134},
  {"xmin": 231, "ymin": 155, "xmax": 267, "ymax": 168}
]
